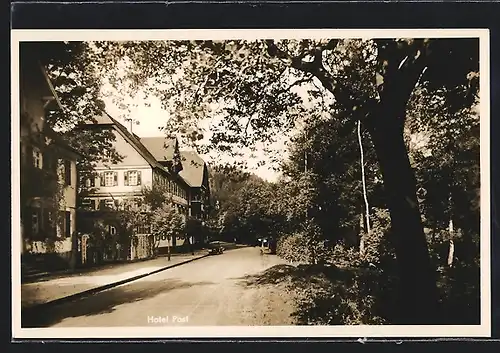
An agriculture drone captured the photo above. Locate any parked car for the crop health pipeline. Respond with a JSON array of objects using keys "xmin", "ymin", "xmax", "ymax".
[{"xmin": 208, "ymin": 241, "xmax": 224, "ymax": 255}]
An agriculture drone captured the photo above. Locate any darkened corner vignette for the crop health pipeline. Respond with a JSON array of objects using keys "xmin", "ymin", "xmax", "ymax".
[{"xmin": 9, "ymin": 0, "xmax": 500, "ymax": 344}]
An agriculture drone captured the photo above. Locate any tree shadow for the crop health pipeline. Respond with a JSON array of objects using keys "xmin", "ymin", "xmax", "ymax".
[
  {"xmin": 237, "ymin": 263, "xmax": 353, "ymax": 288},
  {"xmin": 235, "ymin": 263, "xmax": 397, "ymax": 325},
  {"xmin": 236, "ymin": 262, "xmax": 480, "ymax": 325},
  {"xmin": 22, "ymin": 278, "xmax": 215, "ymax": 327}
]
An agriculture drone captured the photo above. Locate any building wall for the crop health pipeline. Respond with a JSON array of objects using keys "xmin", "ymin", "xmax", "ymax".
[
  {"xmin": 19, "ymin": 58, "xmax": 51, "ymax": 139},
  {"xmin": 152, "ymin": 168, "xmax": 189, "ymax": 207},
  {"xmin": 83, "ymin": 165, "xmax": 153, "ymax": 211},
  {"xmin": 61, "ymin": 159, "xmax": 78, "ymax": 210},
  {"xmin": 93, "ymin": 166, "xmax": 153, "ymax": 196},
  {"xmin": 19, "ymin": 59, "xmax": 79, "ymax": 259},
  {"xmin": 95, "ymin": 129, "xmax": 151, "ymax": 168},
  {"xmin": 87, "ymin": 128, "xmax": 154, "ymax": 203}
]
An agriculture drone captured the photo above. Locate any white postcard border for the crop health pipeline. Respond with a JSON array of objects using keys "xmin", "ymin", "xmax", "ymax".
[{"xmin": 11, "ymin": 28, "xmax": 491, "ymax": 339}]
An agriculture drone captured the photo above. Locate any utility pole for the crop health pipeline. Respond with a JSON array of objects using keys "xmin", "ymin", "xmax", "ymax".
[{"xmin": 124, "ymin": 118, "xmax": 140, "ymax": 134}]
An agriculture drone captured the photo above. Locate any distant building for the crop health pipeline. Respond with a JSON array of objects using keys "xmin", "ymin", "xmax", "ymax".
[
  {"xmin": 19, "ymin": 44, "xmax": 80, "ymax": 269},
  {"xmin": 140, "ymin": 138, "xmax": 211, "ymax": 220},
  {"xmin": 179, "ymin": 151, "xmax": 211, "ymax": 220}
]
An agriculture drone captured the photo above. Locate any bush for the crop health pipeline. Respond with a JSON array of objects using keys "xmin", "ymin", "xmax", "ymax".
[
  {"xmin": 277, "ymin": 220, "xmax": 334, "ymax": 265},
  {"xmin": 430, "ymin": 228, "xmax": 480, "ymax": 324},
  {"xmin": 287, "ymin": 208, "xmax": 400, "ymax": 324},
  {"xmin": 331, "ymin": 208, "xmax": 396, "ymax": 270},
  {"xmin": 277, "ymin": 231, "xmax": 310, "ymax": 264},
  {"xmin": 291, "ymin": 266, "xmax": 391, "ymax": 325},
  {"xmin": 361, "ymin": 208, "xmax": 397, "ymax": 268}
]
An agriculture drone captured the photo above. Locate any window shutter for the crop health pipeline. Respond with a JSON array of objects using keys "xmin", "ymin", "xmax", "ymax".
[
  {"xmin": 65, "ymin": 211, "xmax": 71, "ymax": 237},
  {"xmin": 91, "ymin": 176, "xmax": 95, "ymax": 187},
  {"xmin": 124, "ymin": 171, "xmax": 129, "ymax": 186},
  {"xmin": 137, "ymin": 171, "xmax": 142, "ymax": 185},
  {"xmin": 114, "ymin": 172, "xmax": 118, "ymax": 186},
  {"xmin": 100, "ymin": 173, "xmax": 105, "ymax": 186},
  {"xmin": 65, "ymin": 160, "xmax": 72, "ymax": 186}
]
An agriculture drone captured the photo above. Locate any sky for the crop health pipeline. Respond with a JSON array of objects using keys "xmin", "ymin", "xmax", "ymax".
[
  {"xmin": 95, "ymin": 41, "xmax": 338, "ymax": 183},
  {"xmin": 100, "ymin": 85, "xmax": 289, "ymax": 183}
]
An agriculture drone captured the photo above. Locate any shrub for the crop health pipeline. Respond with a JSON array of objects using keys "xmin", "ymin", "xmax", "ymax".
[
  {"xmin": 291, "ymin": 266, "xmax": 390, "ymax": 325},
  {"xmin": 361, "ymin": 208, "xmax": 397, "ymax": 268},
  {"xmin": 277, "ymin": 220, "xmax": 334, "ymax": 265},
  {"xmin": 277, "ymin": 231, "xmax": 310, "ymax": 264},
  {"xmin": 331, "ymin": 208, "xmax": 396, "ymax": 270}
]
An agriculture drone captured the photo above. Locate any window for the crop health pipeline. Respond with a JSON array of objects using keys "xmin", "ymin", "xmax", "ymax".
[
  {"xmin": 33, "ymin": 147, "xmax": 43, "ymax": 169},
  {"xmin": 85, "ymin": 176, "xmax": 95, "ymax": 188},
  {"xmin": 101, "ymin": 171, "xmax": 118, "ymax": 187},
  {"xmin": 64, "ymin": 160, "xmax": 72, "ymax": 186},
  {"xmin": 109, "ymin": 226, "xmax": 117, "ymax": 235},
  {"xmin": 65, "ymin": 211, "xmax": 71, "ymax": 237},
  {"xmin": 124, "ymin": 170, "xmax": 141, "ymax": 186},
  {"xmin": 57, "ymin": 210, "xmax": 71, "ymax": 237}
]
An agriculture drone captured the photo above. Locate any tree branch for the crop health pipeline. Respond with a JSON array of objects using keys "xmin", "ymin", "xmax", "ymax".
[{"xmin": 265, "ymin": 39, "xmax": 340, "ymax": 94}]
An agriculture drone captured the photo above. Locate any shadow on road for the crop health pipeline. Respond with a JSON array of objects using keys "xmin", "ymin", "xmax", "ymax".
[
  {"xmin": 236, "ymin": 263, "xmax": 346, "ymax": 287},
  {"xmin": 235, "ymin": 263, "xmax": 397, "ymax": 325},
  {"xmin": 22, "ymin": 278, "xmax": 215, "ymax": 328},
  {"xmin": 235, "ymin": 262, "xmax": 479, "ymax": 326}
]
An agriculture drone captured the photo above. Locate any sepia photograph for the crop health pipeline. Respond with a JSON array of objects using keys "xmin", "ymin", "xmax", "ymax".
[{"xmin": 11, "ymin": 29, "xmax": 490, "ymax": 338}]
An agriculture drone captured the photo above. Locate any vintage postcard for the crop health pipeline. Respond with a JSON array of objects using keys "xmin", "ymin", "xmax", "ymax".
[{"xmin": 11, "ymin": 29, "xmax": 491, "ymax": 339}]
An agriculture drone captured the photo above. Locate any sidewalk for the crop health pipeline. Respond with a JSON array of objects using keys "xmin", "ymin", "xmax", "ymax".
[{"xmin": 21, "ymin": 250, "xmax": 209, "ymax": 310}]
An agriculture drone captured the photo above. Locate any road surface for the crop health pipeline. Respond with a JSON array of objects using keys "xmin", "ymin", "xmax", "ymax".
[{"xmin": 22, "ymin": 247, "xmax": 297, "ymax": 327}]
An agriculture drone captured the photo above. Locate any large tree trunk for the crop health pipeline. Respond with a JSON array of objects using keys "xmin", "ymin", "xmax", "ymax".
[{"xmin": 367, "ymin": 110, "xmax": 439, "ymax": 324}]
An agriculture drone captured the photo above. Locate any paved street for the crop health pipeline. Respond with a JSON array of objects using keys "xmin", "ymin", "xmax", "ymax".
[
  {"xmin": 22, "ymin": 247, "xmax": 297, "ymax": 327},
  {"xmin": 21, "ymin": 250, "xmax": 209, "ymax": 309}
]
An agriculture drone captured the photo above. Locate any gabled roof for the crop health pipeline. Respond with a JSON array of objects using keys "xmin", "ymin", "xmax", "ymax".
[
  {"xmin": 39, "ymin": 61, "xmax": 65, "ymax": 113},
  {"xmin": 140, "ymin": 137, "xmax": 207, "ymax": 187},
  {"xmin": 179, "ymin": 150, "xmax": 207, "ymax": 187},
  {"xmin": 140, "ymin": 137, "xmax": 178, "ymax": 162},
  {"xmin": 93, "ymin": 113, "xmax": 114, "ymax": 125},
  {"xmin": 89, "ymin": 111, "xmax": 166, "ymax": 171}
]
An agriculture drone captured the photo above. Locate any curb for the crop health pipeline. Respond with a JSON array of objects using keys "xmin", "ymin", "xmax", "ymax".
[{"xmin": 21, "ymin": 253, "xmax": 210, "ymax": 315}]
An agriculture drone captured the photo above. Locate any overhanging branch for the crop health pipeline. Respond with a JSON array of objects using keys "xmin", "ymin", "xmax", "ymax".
[{"xmin": 265, "ymin": 39, "xmax": 340, "ymax": 94}]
